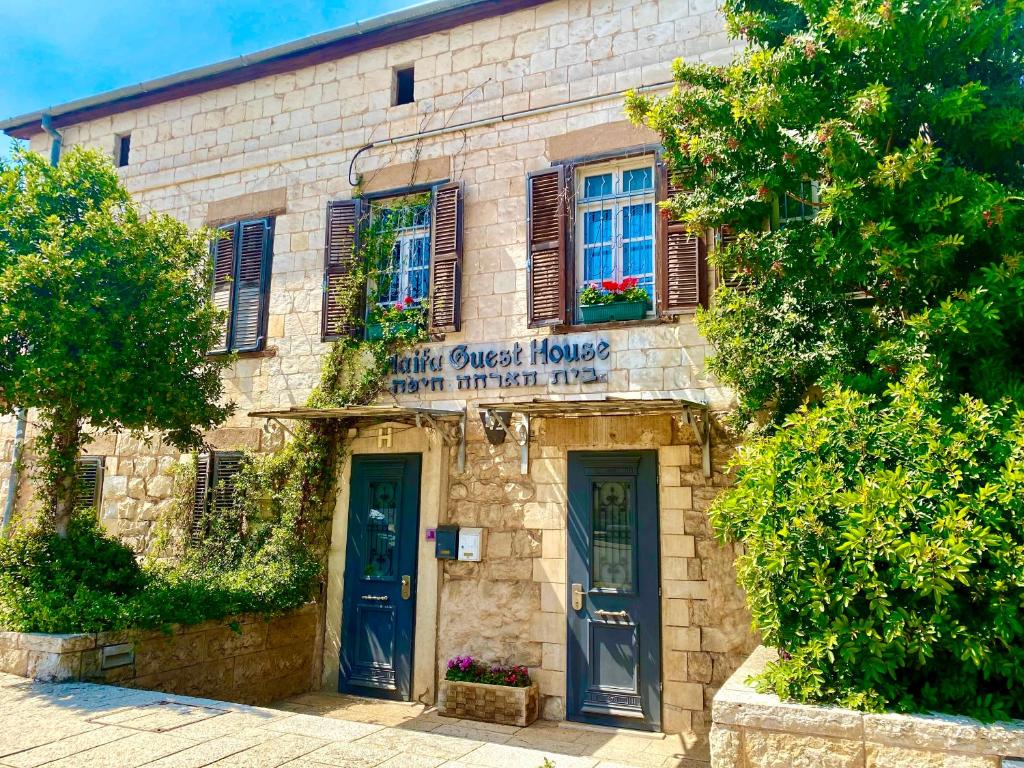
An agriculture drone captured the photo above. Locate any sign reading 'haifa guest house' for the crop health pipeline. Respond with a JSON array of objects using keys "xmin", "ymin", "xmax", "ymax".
[{"xmin": 389, "ymin": 335, "xmax": 612, "ymax": 394}]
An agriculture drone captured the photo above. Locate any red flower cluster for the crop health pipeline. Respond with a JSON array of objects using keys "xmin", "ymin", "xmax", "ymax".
[
  {"xmin": 599, "ymin": 277, "xmax": 639, "ymax": 293},
  {"xmin": 403, "ymin": 296, "xmax": 414, "ymax": 306}
]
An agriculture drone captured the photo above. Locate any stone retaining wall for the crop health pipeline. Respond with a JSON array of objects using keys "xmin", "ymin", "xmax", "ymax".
[
  {"xmin": 0, "ymin": 603, "xmax": 318, "ymax": 705},
  {"xmin": 711, "ymin": 647, "xmax": 1024, "ymax": 768}
]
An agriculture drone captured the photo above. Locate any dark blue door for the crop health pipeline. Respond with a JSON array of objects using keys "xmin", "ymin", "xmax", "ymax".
[
  {"xmin": 567, "ymin": 451, "xmax": 662, "ymax": 730},
  {"xmin": 340, "ymin": 454, "xmax": 420, "ymax": 701}
]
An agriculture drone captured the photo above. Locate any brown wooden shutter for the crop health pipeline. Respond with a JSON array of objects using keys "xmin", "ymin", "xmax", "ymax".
[
  {"xmin": 322, "ymin": 199, "xmax": 364, "ymax": 341},
  {"xmin": 657, "ymin": 162, "xmax": 707, "ymax": 314},
  {"xmin": 191, "ymin": 453, "xmax": 211, "ymax": 541},
  {"xmin": 527, "ymin": 166, "xmax": 568, "ymax": 327},
  {"xmin": 717, "ymin": 225, "xmax": 743, "ymax": 290},
  {"xmin": 232, "ymin": 219, "xmax": 272, "ymax": 352},
  {"xmin": 429, "ymin": 182, "xmax": 463, "ymax": 333},
  {"xmin": 211, "ymin": 226, "xmax": 235, "ymax": 353},
  {"xmin": 210, "ymin": 452, "xmax": 243, "ymax": 518},
  {"xmin": 75, "ymin": 457, "xmax": 104, "ymax": 513}
]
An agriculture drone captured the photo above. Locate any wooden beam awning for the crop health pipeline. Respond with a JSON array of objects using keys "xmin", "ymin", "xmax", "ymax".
[
  {"xmin": 249, "ymin": 404, "xmax": 464, "ymax": 423},
  {"xmin": 474, "ymin": 395, "xmax": 708, "ymax": 418},
  {"xmin": 475, "ymin": 396, "xmax": 714, "ymax": 477},
  {"xmin": 249, "ymin": 404, "xmax": 467, "ymax": 470}
]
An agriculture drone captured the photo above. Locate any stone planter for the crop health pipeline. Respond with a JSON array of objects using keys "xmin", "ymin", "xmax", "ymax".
[
  {"xmin": 579, "ymin": 299, "xmax": 648, "ymax": 324},
  {"xmin": 438, "ymin": 678, "xmax": 540, "ymax": 727}
]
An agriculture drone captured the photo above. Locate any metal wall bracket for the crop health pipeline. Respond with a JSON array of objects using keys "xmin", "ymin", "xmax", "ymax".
[
  {"xmin": 481, "ymin": 409, "xmax": 531, "ymax": 475},
  {"xmin": 683, "ymin": 406, "xmax": 712, "ymax": 478}
]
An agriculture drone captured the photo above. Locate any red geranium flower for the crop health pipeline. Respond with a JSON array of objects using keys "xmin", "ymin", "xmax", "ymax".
[
  {"xmin": 403, "ymin": 296, "xmax": 414, "ymax": 306},
  {"xmin": 621, "ymin": 277, "xmax": 638, "ymax": 289},
  {"xmin": 601, "ymin": 280, "xmax": 620, "ymax": 292}
]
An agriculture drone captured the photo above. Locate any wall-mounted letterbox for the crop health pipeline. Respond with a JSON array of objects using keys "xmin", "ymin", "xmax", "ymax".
[
  {"xmin": 458, "ymin": 527, "xmax": 485, "ymax": 562},
  {"xmin": 435, "ymin": 525, "xmax": 459, "ymax": 560}
]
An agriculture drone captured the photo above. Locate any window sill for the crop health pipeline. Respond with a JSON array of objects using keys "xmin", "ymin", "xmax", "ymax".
[
  {"xmin": 552, "ymin": 316, "xmax": 679, "ymax": 333},
  {"xmin": 206, "ymin": 346, "xmax": 278, "ymax": 361}
]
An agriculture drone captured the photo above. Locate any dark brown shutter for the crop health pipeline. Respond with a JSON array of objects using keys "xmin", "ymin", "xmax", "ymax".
[
  {"xmin": 191, "ymin": 453, "xmax": 211, "ymax": 541},
  {"xmin": 429, "ymin": 182, "xmax": 463, "ymax": 333},
  {"xmin": 232, "ymin": 219, "xmax": 272, "ymax": 352},
  {"xmin": 75, "ymin": 457, "xmax": 104, "ymax": 512},
  {"xmin": 210, "ymin": 452, "xmax": 243, "ymax": 518},
  {"xmin": 527, "ymin": 166, "xmax": 567, "ymax": 327},
  {"xmin": 717, "ymin": 225, "xmax": 743, "ymax": 290},
  {"xmin": 322, "ymin": 199, "xmax": 364, "ymax": 340},
  {"xmin": 657, "ymin": 162, "xmax": 707, "ymax": 314},
  {"xmin": 211, "ymin": 226, "xmax": 235, "ymax": 353}
]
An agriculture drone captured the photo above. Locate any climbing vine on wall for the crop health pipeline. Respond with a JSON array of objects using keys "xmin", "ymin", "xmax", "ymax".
[{"xmin": 168, "ymin": 196, "xmax": 431, "ymax": 588}]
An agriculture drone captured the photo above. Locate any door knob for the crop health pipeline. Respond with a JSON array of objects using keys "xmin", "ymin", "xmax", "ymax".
[
  {"xmin": 401, "ymin": 575, "xmax": 412, "ymax": 600},
  {"xmin": 571, "ymin": 583, "xmax": 584, "ymax": 611}
]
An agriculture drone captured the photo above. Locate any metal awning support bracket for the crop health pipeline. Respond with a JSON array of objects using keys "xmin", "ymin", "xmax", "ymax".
[
  {"xmin": 683, "ymin": 405, "xmax": 712, "ymax": 478},
  {"xmin": 481, "ymin": 409, "xmax": 531, "ymax": 475}
]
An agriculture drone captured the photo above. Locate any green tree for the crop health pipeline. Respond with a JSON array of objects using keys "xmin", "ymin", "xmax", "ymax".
[
  {"xmin": 0, "ymin": 148, "xmax": 231, "ymax": 535},
  {"xmin": 627, "ymin": 0, "xmax": 1024, "ymax": 717}
]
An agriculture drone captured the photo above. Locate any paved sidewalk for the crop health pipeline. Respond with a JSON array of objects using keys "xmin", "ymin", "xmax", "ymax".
[{"xmin": 0, "ymin": 673, "xmax": 708, "ymax": 768}]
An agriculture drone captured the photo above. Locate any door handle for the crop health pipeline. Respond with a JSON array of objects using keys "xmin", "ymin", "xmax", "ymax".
[
  {"xmin": 571, "ymin": 583, "xmax": 584, "ymax": 611},
  {"xmin": 401, "ymin": 575, "xmax": 412, "ymax": 600}
]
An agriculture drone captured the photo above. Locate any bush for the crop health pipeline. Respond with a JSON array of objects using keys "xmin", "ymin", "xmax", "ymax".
[
  {"xmin": 0, "ymin": 512, "xmax": 317, "ymax": 634},
  {"xmin": 712, "ymin": 371, "xmax": 1024, "ymax": 720}
]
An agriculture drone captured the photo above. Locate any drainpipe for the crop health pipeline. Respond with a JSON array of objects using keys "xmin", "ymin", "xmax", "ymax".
[{"xmin": 2, "ymin": 116, "xmax": 61, "ymax": 533}]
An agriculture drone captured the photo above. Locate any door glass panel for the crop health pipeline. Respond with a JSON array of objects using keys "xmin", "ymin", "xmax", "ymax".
[
  {"xmin": 364, "ymin": 481, "xmax": 398, "ymax": 580},
  {"xmin": 591, "ymin": 480, "xmax": 634, "ymax": 591}
]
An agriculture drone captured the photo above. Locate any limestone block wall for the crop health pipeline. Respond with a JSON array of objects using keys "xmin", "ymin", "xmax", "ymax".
[
  {"xmin": 711, "ymin": 647, "xmax": 1024, "ymax": 768},
  {"xmin": 0, "ymin": 604, "xmax": 318, "ymax": 706},
  {"xmin": 0, "ymin": 0, "xmax": 741, "ymax": 548},
  {"xmin": 439, "ymin": 413, "xmax": 757, "ymax": 734}
]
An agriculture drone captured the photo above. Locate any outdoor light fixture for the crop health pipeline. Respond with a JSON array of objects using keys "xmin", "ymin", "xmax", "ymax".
[{"xmin": 480, "ymin": 409, "xmax": 512, "ymax": 445}]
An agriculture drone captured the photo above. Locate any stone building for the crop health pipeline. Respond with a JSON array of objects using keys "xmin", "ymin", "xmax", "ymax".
[{"xmin": 0, "ymin": 0, "xmax": 756, "ymax": 739}]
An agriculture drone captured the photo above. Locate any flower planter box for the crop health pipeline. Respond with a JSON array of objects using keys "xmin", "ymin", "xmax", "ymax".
[
  {"xmin": 365, "ymin": 321, "xmax": 419, "ymax": 341},
  {"xmin": 438, "ymin": 679, "xmax": 540, "ymax": 727},
  {"xmin": 579, "ymin": 299, "xmax": 648, "ymax": 324}
]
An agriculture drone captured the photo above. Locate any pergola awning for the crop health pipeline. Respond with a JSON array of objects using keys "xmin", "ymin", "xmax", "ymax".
[
  {"xmin": 249, "ymin": 404, "xmax": 467, "ymax": 470},
  {"xmin": 475, "ymin": 395, "xmax": 713, "ymax": 477}
]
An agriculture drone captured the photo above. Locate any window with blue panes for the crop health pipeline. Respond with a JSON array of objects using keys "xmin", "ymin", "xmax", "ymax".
[
  {"xmin": 575, "ymin": 159, "xmax": 656, "ymax": 319},
  {"xmin": 370, "ymin": 199, "xmax": 432, "ymax": 306}
]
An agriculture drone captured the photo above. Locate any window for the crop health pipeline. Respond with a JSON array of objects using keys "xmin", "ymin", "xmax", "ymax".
[
  {"xmin": 191, "ymin": 451, "xmax": 243, "ymax": 542},
  {"xmin": 211, "ymin": 218, "xmax": 274, "ymax": 353},
  {"xmin": 368, "ymin": 199, "xmax": 432, "ymax": 310},
  {"xmin": 116, "ymin": 134, "xmax": 131, "ymax": 167},
  {"xmin": 394, "ymin": 66, "xmax": 415, "ymax": 106},
  {"xmin": 574, "ymin": 158, "xmax": 656, "ymax": 317},
  {"xmin": 321, "ymin": 183, "xmax": 463, "ymax": 341},
  {"xmin": 75, "ymin": 457, "xmax": 104, "ymax": 513},
  {"xmin": 778, "ymin": 180, "xmax": 820, "ymax": 227}
]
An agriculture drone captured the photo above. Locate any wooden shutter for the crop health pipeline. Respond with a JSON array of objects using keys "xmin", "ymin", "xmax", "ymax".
[
  {"xmin": 210, "ymin": 452, "xmax": 243, "ymax": 518},
  {"xmin": 75, "ymin": 457, "xmax": 104, "ymax": 513},
  {"xmin": 210, "ymin": 226, "xmax": 235, "ymax": 353},
  {"xmin": 191, "ymin": 453, "xmax": 212, "ymax": 541},
  {"xmin": 232, "ymin": 219, "xmax": 272, "ymax": 352},
  {"xmin": 657, "ymin": 162, "xmax": 707, "ymax": 314},
  {"xmin": 322, "ymin": 199, "xmax": 364, "ymax": 341},
  {"xmin": 527, "ymin": 166, "xmax": 567, "ymax": 327},
  {"xmin": 429, "ymin": 182, "xmax": 463, "ymax": 333},
  {"xmin": 717, "ymin": 225, "xmax": 743, "ymax": 290}
]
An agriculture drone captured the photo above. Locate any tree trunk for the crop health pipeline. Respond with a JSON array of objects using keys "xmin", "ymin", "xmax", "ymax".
[{"xmin": 39, "ymin": 408, "xmax": 82, "ymax": 537}]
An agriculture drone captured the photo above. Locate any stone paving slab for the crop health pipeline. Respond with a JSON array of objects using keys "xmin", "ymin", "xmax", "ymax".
[{"xmin": 0, "ymin": 674, "xmax": 707, "ymax": 768}]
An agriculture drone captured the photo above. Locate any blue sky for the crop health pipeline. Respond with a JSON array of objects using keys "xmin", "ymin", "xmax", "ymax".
[{"xmin": 0, "ymin": 0, "xmax": 427, "ymax": 159}]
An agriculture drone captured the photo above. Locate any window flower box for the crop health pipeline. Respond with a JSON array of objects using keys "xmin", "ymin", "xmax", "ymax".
[
  {"xmin": 438, "ymin": 656, "xmax": 539, "ymax": 727},
  {"xmin": 579, "ymin": 299, "xmax": 648, "ymax": 324},
  {"xmin": 365, "ymin": 321, "xmax": 421, "ymax": 341},
  {"xmin": 579, "ymin": 278, "xmax": 651, "ymax": 324}
]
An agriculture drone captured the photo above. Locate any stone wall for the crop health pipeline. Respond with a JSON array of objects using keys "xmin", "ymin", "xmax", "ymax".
[
  {"xmin": 0, "ymin": 604, "xmax": 318, "ymax": 706},
  {"xmin": 711, "ymin": 647, "xmax": 1024, "ymax": 768},
  {"xmin": 439, "ymin": 412, "xmax": 757, "ymax": 735}
]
